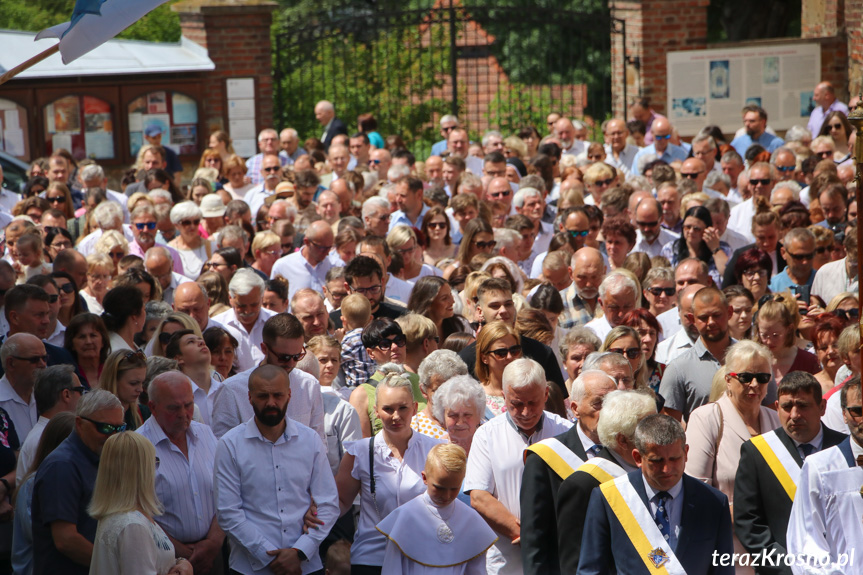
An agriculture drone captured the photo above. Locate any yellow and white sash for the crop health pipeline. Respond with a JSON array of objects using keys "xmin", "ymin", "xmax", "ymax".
[
  {"xmin": 750, "ymin": 430, "xmax": 801, "ymax": 500},
  {"xmin": 600, "ymin": 475, "xmax": 687, "ymax": 575},
  {"xmin": 577, "ymin": 456, "xmax": 625, "ymax": 485},
  {"xmin": 525, "ymin": 438, "xmax": 585, "ymax": 481}
]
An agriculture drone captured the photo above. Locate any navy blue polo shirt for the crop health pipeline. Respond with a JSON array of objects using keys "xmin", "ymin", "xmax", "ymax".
[{"xmin": 32, "ymin": 431, "xmax": 99, "ymax": 575}]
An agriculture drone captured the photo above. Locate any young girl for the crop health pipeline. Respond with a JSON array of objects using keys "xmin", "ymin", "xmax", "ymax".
[{"xmin": 14, "ymin": 233, "xmax": 51, "ymax": 283}]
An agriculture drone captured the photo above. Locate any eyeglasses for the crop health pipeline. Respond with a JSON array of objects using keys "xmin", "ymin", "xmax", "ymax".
[
  {"xmin": 609, "ymin": 347, "xmax": 642, "ymax": 359},
  {"xmin": 281, "ymin": 243, "xmax": 293, "ymax": 251},
  {"xmin": 307, "ymin": 240, "xmax": 333, "ymax": 251},
  {"xmin": 81, "ymin": 416, "xmax": 127, "ymax": 436},
  {"xmin": 473, "ymin": 240, "xmax": 496, "ymax": 249},
  {"xmin": 729, "ymin": 372, "xmax": 771, "ymax": 385},
  {"xmin": 834, "ymin": 308, "xmax": 860, "ymax": 321},
  {"xmin": 269, "ymin": 348, "xmax": 307, "ymax": 363},
  {"xmin": 567, "ymin": 229, "xmax": 589, "ymax": 238},
  {"xmin": 683, "ymin": 224, "xmax": 705, "ymax": 233},
  {"xmin": 636, "ymin": 220, "xmax": 659, "ymax": 228},
  {"xmin": 786, "ymin": 251, "xmax": 814, "ymax": 261},
  {"xmin": 647, "ymin": 287, "xmax": 675, "ymax": 297},
  {"xmin": 47, "ymin": 196, "xmax": 66, "ymax": 203},
  {"xmin": 204, "ymin": 261, "xmax": 228, "ymax": 269},
  {"xmin": 180, "ymin": 219, "xmax": 201, "ymax": 227},
  {"xmin": 750, "ymin": 179, "xmax": 772, "ymax": 186},
  {"xmin": 845, "ymin": 405, "xmax": 863, "ymax": 418},
  {"xmin": 57, "ymin": 283, "xmax": 75, "ymax": 294},
  {"xmin": 352, "ymin": 284, "xmax": 381, "ymax": 296},
  {"xmin": 742, "ymin": 268, "xmax": 767, "ymax": 279},
  {"xmin": 134, "ymin": 222, "xmax": 157, "ymax": 231},
  {"xmin": 51, "ymin": 241, "xmax": 72, "ymax": 250},
  {"xmin": 489, "ymin": 190, "xmax": 511, "ymax": 198},
  {"xmin": 262, "ymin": 166, "xmax": 281, "ymax": 172},
  {"xmin": 681, "ymin": 172, "xmax": 702, "ymax": 179},
  {"xmin": 263, "ymin": 249, "xmax": 281, "ymax": 257},
  {"xmin": 776, "ymin": 165, "xmax": 795, "ymax": 173},
  {"xmin": 69, "ymin": 386, "xmax": 88, "ymax": 395},
  {"xmin": 375, "ymin": 335, "xmax": 407, "ymax": 350},
  {"xmin": 427, "ymin": 222, "xmax": 447, "ymax": 230},
  {"xmin": 12, "ymin": 355, "xmax": 46, "ymax": 364},
  {"xmin": 654, "ymin": 134, "xmax": 671, "ymax": 140},
  {"xmin": 487, "ymin": 344, "xmax": 522, "ymax": 359},
  {"xmin": 593, "ymin": 178, "xmax": 614, "ymax": 187}
]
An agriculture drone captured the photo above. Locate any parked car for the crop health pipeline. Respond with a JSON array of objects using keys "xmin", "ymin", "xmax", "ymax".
[{"xmin": 0, "ymin": 151, "xmax": 28, "ymax": 194}]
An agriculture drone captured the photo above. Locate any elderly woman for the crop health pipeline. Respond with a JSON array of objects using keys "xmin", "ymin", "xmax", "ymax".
[
  {"xmin": 811, "ymin": 313, "xmax": 846, "ymax": 394},
  {"xmin": 621, "ymin": 309, "xmax": 664, "ymax": 393},
  {"xmin": 685, "ymin": 340, "xmax": 780, "ymax": 575},
  {"xmin": 733, "ymin": 248, "xmax": 773, "ymax": 303},
  {"xmin": 413, "ymin": 349, "xmax": 469, "ymax": 439},
  {"xmin": 168, "ymin": 201, "xmax": 214, "ymax": 279},
  {"xmin": 433, "ymin": 374, "xmax": 485, "ymax": 458},
  {"xmin": 66, "ymin": 313, "xmax": 111, "ymax": 388},
  {"xmin": 642, "ymin": 267, "xmax": 676, "ymax": 318},
  {"xmin": 756, "ymin": 296, "xmax": 820, "ymax": 383},
  {"xmin": 93, "ymin": 230, "xmax": 129, "ymax": 275},
  {"xmin": 80, "ymin": 253, "xmax": 114, "ymax": 315},
  {"xmin": 222, "ymin": 154, "xmax": 254, "ymax": 200},
  {"xmin": 387, "ymin": 225, "xmax": 435, "ymax": 282},
  {"xmin": 560, "ymin": 328, "xmax": 601, "ymax": 394},
  {"xmin": 660, "ymin": 206, "xmax": 729, "ymax": 286},
  {"xmin": 250, "ymin": 231, "xmax": 281, "ymax": 278},
  {"xmin": 475, "ymin": 321, "xmax": 522, "ymax": 417},
  {"xmin": 582, "ymin": 161, "xmax": 616, "ymax": 206},
  {"xmin": 723, "ymin": 285, "xmax": 755, "ymax": 341}
]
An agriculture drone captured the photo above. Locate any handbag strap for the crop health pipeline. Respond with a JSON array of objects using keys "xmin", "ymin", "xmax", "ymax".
[
  {"xmin": 712, "ymin": 402, "xmax": 725, "ymax": 485},
  {"xmin": 368, "ymin": 436, "xmax": 381, "ymax": 519}
]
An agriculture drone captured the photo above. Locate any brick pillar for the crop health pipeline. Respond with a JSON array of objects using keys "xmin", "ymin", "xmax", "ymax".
[
  {"xmin": 848, "ymin": 0, "xmax": 863, "ymax": 97},
  {"xmin": 173, "ymin": 0, "xmax": 277, "ymax": 135},
  {"xmin": 611, "ymin": 0, "xmax": 709, "ymax": 119},
  {"xmin": 801, "ymin": 0, "xmax": 844, "ymax": 38}
]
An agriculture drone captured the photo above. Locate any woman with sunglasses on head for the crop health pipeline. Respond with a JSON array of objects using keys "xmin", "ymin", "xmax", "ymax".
[
  {"xmin": 756, "ymin": 297, "xmax": 820, "ymax": 384},
  {"xmin": 420, "ymin": 206, "xmax": 457, "ymax": 267},
  {"xmin": 475, "ymin": 321, "xmax": 522, "ymax": 417},
  {"xmin": 101, "ymin": 285, "xmax": 146, "ymax": 353},
  {"xmin": 144, "ymin": 312, "xmax": 202, "ymax": 357},
  {"xmin": 99, "ymin": 349, "xmax": 150, "ymax": 430},
  {"xmin": 168, "ymin": 201, "xmax": 214, "ymax": 280},
  {"xmin": 824, "ymin": 292, "xmax": 859, "ymax": 328},
  {"xmin": 442, "ymin": 218, "xmax": 495, "ymax": 280}
]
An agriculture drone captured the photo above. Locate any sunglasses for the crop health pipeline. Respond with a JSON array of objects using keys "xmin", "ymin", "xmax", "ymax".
[
  {"xmin": 681, "ymin": 172, "xmax": 702, "ymax": 179},
  {"xmin": 636, "ymin": 220, "xmax": 659, "ymax": 228},
  {"xmin": 815, "ymin": 246, "xmax": 829, "ymax": 254},
  {"xmin": 489, "ymin": 191, "xmax": 511, "ymax": 198},
  {"xmin": 375, "ymin": 335, "xmax": 407, "ymax": 350},
  {"xmin": 654, "ymin": 134, "xmax": 671, "ymax": 140},
  {"xmin": 834, "ymin": 308, "xmax": 860, "ymax": 321},
  {"xmin": 828, "ymin": 123, "xmax": 844, "ymax": 130},
  {"xmin": 729, "ymin": 372, "xmax": 771, "ymax": 384},
  {"xmin": 180, "ymin": 219, "xmax": 201, "ymax": 227},
  {"xmin": 776, "ymin": 165, "xmax": 795, "ymax": 172},
  {"xmin": 158, "ymin": 331, "xmax": 175, "ymax": 345},
  {"xmin": 368, "ymin": 159, "xmax": 381, "ymax": 165},
  {"xmin": 845, "ymin": 406, "xmax": 863, "ymax": 418},
  {"xmin": 786, "ymin": 251, "xmax": 814, "ymax": 261},
  {"xmin": 593, "ymin": 178, "xmax": 614, "ymax": 187},
  {"xmin": 262, "ymin": 166, "xmax": 281, "ymax": 172},
  {"xmin": 567, "ymin": 229, "xmax": 589, "ymax": 238},
  {"xmin": 750, "ymin": 178, "xmax": 771, "ymax": 186},
  {"xmin": 12, "ymin": 355, "xmax": 46, "ymax": 364},
  {"xmin": 124, "ymin": 350, "xmax": 147, "ymax": 362},
  {"xmin": 609, "ymin": 347, "xmax": 641, "ymax": 359},
  {"xmin": 474, "ymin": 240, "xmax": 496, "ymax": 249},
  {"xmin": 69, "ymin": 386, "xmax": 89, "ymax": 395},
  {"xmin": 57, "ymin": 283, "xmax": 75, "ymax": 294},
  {"xmin": 134, "ymin": 222, "xmax": 157, "ymax": 231},
  {"xmin": 647, "ymin": 287, "xmax": 675, "ymax": 297},
  {"xmin": 269, "ymin": 349, "xmax": 307, "ymax": 363},
  {"xmin": 816, "ymin": 151, "xmax": 833, "ymax": 158},
  {"xmin": 81, "ymin": 416, "xmax": 127, "ymax": 436},
  {"xmin": 47, "ymin": 196, "xmax": 66, "ymax": 203},
  {"xmin": 488, "ymin": 345, "xmax": 523, "ymax": 359},
  {"xmin": 427, "ymin": 222, "xmax": 447, "ymax": 230}
]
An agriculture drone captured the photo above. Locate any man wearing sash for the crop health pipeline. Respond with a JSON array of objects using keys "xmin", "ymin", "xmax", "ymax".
[
  {"xmin": 578, "ymin": 414, "xmax": 734, "ymax": 574},
  {"xmin": 787, "ymin": 377, "xmax": 863, "ymax": 571},
  {"xmin": 556, "ymin": 389, "xmax": 657, "ymax": 573},
  {"xmin": 464, "ymin": 358, "xmax": 572, "ymax": 575},
  {"xmin": 734, "ymin": 372, "xmax": 846, "ymax": 575},
  {"xmin": 520, "ymin": 370, "xmax": 615, "ymax": 575}
]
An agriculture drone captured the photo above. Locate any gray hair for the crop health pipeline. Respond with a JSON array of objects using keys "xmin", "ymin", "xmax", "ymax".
[
  {"xmin": 131, "ymin": 204, "xmax": 156, "ymax": 221},
  {"xmin": 481, "ymin": 130, "xmax": 503, "ymax": 148},
  {"xmin": 633, "ymin": 414, "xmax": 686, "ymax": 452},
  {"xmin": 784, "ymin": 125, "xmax": 811, "ymax": 143},
  {"xmin": 144, "ymin": 357, "xmax": 180, "ymax": 393},
  {"xmin": 724, "ymin": 340, "xmax": 774, "ymax": 376},
  {"xmin": 502, "ymin": 358, "xmax": 547, "ymax": 393},
  {"xmin": 145, "ymin": 300, "xmax": 173, "ymax": 322},
  {"xmin": 704, "ymin": 171, "xmax": 731, "ymax": 191},
  {"xmin": 80, "ymin": 164, "xmax": 106, "ymax": 182},
  {"xmin": 520, "ymin": 174, "xmax": 547, "ymax": 194},
  {"xmin": 461, "ymin": 173, "xmax": 483, "ymax": 192},
  {"xmin": 217, "ymin": 225, "xmax": 248, "ymax": 249},
  {"xmin": 228, "ymin": 268, "xmax": 265, "ymax": 298},
  {"xmin": 772, "ymin": 182, "xmax": 801, "ymax": 203},
  {"xmin": 145, "ymin": 246, "xmax": 173, "ymax": 265},
  {"xmin": 570, "ymin": 369, "xmax": 615, "ymax": 402},
  {"xmin": 362, "ymin": 196, "xmax": 390, "ymax": 220},
  {"xmin": 258, "ymin": 128, "xmax": 278, "ymax": 142},
  {"xmin": 598, "ymin": 271, "xmax": 638, "ymax": 301},
  {"xmin": 596, "ymin": 390, "xmax": 657, "ymax": 447},
  {"xmin": 417, "ymin": 350, "xmax": 468, "ymax": 391},
  {"xmin": 783, "ymin": 226, "xmax": 814, "ymax": 248},
  {"xmin": 149, "ymin": 189, "xmax": 173, "ymax": 205},
  {"xmin": 440, "ymin": 115, "xmax": 459, "ymax": 127},
  {"xmin": 513, "ymin": 187, "xmax": 542, "ymax": 208},
  {"xmin": 92, "ymin": 201, "xmax": 123, "ymax": 230},
  {"xmin": 297, "ymin": 352, "xmax": 320, "ymax": 380},
  {"xmin": 0, "ymin": 336, "xmax": 23, "ymax": 368},
  {"xmin": 642, "ymin": 267, "xmax": 674, "ymax": 289},
  {"xmin": 387, "ymin": 165, "xmax": 411, "ymax": 182},
  {"xmin": 572, "ymin": 120, "xmax": 587, "ymax": 131},
  {"xmin": 170, "ymin": 201, "xmax": 203, "ymax": 225},
  {"xmin": 559, "ymin": 328, "xmax": 601, "ymax": 362},
  {"xmin": 703, "ymin": 197, "xmax": 731, "ymax": 219},
  {"xmin": 432, "ymin": 375, "xmax": 486, "ymax": 423},
  {"xmin": 691, "ymin": 132, "xmax": 716, "ymax": 150},
  {"xmin": 76, "ymin": 389, "xmax": 122, "ymax": 418},
  {"xmin": 583, "ymin": 351, "xmax": 630, "ymax": 374},
  {"xmin": 494, "ymin": 228, "xmax": 520, "ymax": 252},
  {"xmin": 34, "ymin": 364, "xmax": 78, "ymax": 415}
]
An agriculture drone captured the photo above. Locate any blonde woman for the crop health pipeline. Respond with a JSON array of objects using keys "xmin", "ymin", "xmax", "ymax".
[
  {"xmin": 89, "ymin": 432, "xmax": 191, "ymax": 575},
  {"xmin": 80, "ymin": 253, "xmax": 114, "ymax": 315},
  {"xmin": 93, "ymin": 229, "xmax": 129, "ymax": 274},
  {"xmin": 475, "ymin": 321, "xmax": 522, "ymax": 416},
  {"xmin": 99, "ymin": 350, "xmax": 150, "ymax": 431},
  {"xmin": 144, "ymin": 312, "xmax": 202, "ymax": 357},
  {"xmin": 601, "ymin": 326, "xmax": 649, "ymax": 391},
  {"xmin": 251, "ymin": 231, "xmax": 282, "ymax": 278}
]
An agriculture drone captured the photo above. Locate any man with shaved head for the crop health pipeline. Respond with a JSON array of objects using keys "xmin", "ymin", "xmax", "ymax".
[
  {"xmin": 632, "ymin": 197, "xmax": 679, "ymax": 257},
  {"xmin": 680, "ymin": 157, "xmax": 708, "ymax": 192},
  {"xmin": 656, "ymin": 258, "xmax": 713, "ymax": 339},
  {"xmin": 631, "ymin": 117, "xmax": 688, "ymax": 176},
  {"xmin": 214, "ymin": 363, "xmax": 338, "ymax": 575},
  {"xmin": 808, "ymin": 81, "xmax": 848, "ymax": 137},
  {"xmin": 315, "ymin": 100, "xmax": 347, "ymax": 149},
  {"xmin": 486, "ymin": 176, "xmax": 514, "ymax": 213},
  {"xmin": 139, "ymin": 371, "xmax": 224, "ymax": 575},
  {"xmin": 271, "ymin": 220, "xmax": 334, "ymax": 303},
  {"xmin": 560, "ymin": 247, "xmax": 606, "ymax": 329}
]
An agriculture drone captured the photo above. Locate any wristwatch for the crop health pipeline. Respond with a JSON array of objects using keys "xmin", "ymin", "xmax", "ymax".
[{"xmin": 712, "ymin": 246, "xmax": 722, "ymax": 254}]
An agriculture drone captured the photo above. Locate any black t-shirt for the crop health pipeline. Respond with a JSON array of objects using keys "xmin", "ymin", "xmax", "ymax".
[{"xmin": 329, "ymin": 300, "xmax": 406, "ymax": 329}]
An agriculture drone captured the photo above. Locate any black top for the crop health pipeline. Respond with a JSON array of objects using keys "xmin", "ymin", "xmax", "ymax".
[
  {"xmin": 458, "ymin": 335, "xmax": 566, "ymax": 395},
  {"xmin": 722, "ymin": 242, "xmax": 786, "ymax": 289}
]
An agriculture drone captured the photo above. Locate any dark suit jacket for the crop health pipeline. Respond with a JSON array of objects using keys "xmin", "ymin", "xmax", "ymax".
[
  {"xmin": 556, "ymin": 447, "xmax": 621, "ymax": 574},
  {"xmin": 520, "ymin": 426, "xmax": 588, "ymax": 575},
  {"xmin": 722, "ymin": 242, "xmax": 786, "ymax": 288},
  {"xmin": 733, "ymin": 424, "xmax": 847, "ymax": 575},
  {"xmin": 458, "ymin": 335, "xmax": 566, "ymax": 395},
  {"xmin": 322, "ymin": 118, "xmax": 348, "ymax": 149},
  {"xmin": 578, "ymin": 471, "xmax": 735, "ymax": 575}
]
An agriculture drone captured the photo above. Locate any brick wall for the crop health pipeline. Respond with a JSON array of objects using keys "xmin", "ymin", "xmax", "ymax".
[
  {"xmin": 173, "ymin": 0, "xmax": 277, "ymax": 137},
  {"xmin": 844, "ymin": 0, "xmax": 863, "ymax": 98}
]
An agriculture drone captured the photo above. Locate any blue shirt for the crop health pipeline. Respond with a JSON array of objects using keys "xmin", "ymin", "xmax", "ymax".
[
  {"xmin": 730, "ymin": 132, "xmax": 784, "ymax": 157},
  {"xmin": 430, "ymin": 139, "xmax": 448, "ymax": 157},
  {"xmin": 32, "ymin": 432, "xmax": 99, "ymax": 575},
  {"xmin": 769, "ymin": 268, "xmax": 815, "ymax": 293},
  {"xmin": 389, "ymin": 204, "xmax": 429, "ymax": 231},
  {"xmin": 631, "ymin": 143, "xmax": 689, "ymax": 175}
]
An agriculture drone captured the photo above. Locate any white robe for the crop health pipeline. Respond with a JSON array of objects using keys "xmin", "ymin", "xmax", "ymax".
[
  {"xmin": 378, "ymin": 493, "xmax": 497, "ymax": 575},
  {"xmin": 786, "ymin": 440, "xmax": 863, "ymax": 574}
]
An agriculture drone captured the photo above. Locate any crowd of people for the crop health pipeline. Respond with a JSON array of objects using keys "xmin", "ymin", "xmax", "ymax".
[{"xmin": 0, "ymin": 82, "xmax": 860, "ymax": 574}]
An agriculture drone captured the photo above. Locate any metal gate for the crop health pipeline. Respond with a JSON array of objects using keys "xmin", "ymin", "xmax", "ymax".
[{"xmin": 273, "ymin": 0, "xmax": 620, "ymax": 156}]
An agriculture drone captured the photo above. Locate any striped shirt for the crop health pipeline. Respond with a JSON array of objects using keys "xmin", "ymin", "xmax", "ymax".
[{"xmin": 137, "ymin": 419, "xmax": 218, "ymax": 542}]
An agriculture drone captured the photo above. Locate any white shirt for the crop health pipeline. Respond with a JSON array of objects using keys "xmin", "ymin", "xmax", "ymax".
[
  {"xmin": 821, "ymin": 392, "xmax": 848, "ymax": 434},
  {"xmin": 214, "ymin": 417, "xmax": 339, "ymax": 575},
  {"xmin": 79, "ymin": 290, "xmax": 103, "ymax": 315},
  {"xmin": 16, "ymin": 415, "xmax": 48, "ymax": 484},
  {"xmin": 532, "ymin": 221, "xmax": 554, "ymax": 260},
  {"xmin": 344, "ymin": 432, "xmax": 445, "ymax": 567},
  {"xmin": 244, "ymin": 184, "xmax": 275, "ymax": 220},
  {"xmin": 213, "ymin": 307, "xmax": 277, "ymax": 372},
  {"xmin": 0, "ymin": 375, "xmax": 37, "ymax": 442},
  {"xmin": 576, "ymin": 421, "xmax": 599, "ymax": 458},
  {"xmin": 464, "ymin": 412, "xmax": 572, "ymax": 575},
  {"xmin": 654, "ymin": 328, "xmax": 696, "ymax": 365},
  {"xmin": 90, "ymin": 511, "xmax": 176, "ymax": 575},
  {"xmin": 321, "ymin": 389, "xmax": 363, "ymax": 476},
  {"xmin": 108, "ymin": 331, "xmax": 134, "ymax": 353},
  {"xmin": 210, "ymin": 366, "xmax": 326, "ymax": 445},
  {"xmin": 137, "ymin": 418, "xmax": 218, "ymax": 542},
  {"xmin": 189, "ymin": 376, "xmax": 222, "ymax": 428},
  {"xmin": 584, "ymin": 315, "xmax": 612, "ymax": 342},
  {"xmin": 271, "ymin": 251, "xmax": 333, "ymax": 305},
  {"xmin": 604, "ymin": 143, "xmax": 639, "ymax": 176},
  {"xmin": 173, "ymin": 241, "xmax": 214, "ymax": 281},
  {"xmin": 727, "ymin": 198, "xmax": 756, "ymax": 243},
  {"xmin": 403, "ymin": 264, "xmax": 442, "ymax": 286},
  {"xmin": 812, "ymin": 258, "xmax": 857, "ymax": 308},
  {"xmin": 632, "ymin": 228, "xmax": 679, "ymax": 258},
  {"xmin": 45, "ymin": 321, "xmax": 65, "ymax": 348},
  {"xmin": 162, "ymin": 272, "xmax": 194, "ymax": 306},
  {"xmin": 385, "ymin": 273, "xmax": 413, "ymax": 305},
  {"xmin": 720, "ymin": 227, "xmax": 749, "ymax": 253},
  {"xmin": 657, "ymin": 307, "xmax": 681, "ymax": 341}
]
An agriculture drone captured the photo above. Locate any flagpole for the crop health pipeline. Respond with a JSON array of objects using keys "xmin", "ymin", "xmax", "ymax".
[
  {"xmin": 0, "ymin": 44, "xmax": 60, "ymax": 87},
  {"xmin": 848, "ymin": 94, "xmax": 863, "ymax": 368}
]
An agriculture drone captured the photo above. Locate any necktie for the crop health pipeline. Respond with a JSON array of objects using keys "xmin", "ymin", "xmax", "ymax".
[
  {"xmin": 588, "ymin": 444, "xmax": 602, "ymax": 457},
  {"xmin": 856, "ymin": 455, "xmax": 863, "ymax": 467},
  {"xmin": 799, "ymin": 443, "xmax": 816, "ymax": 459},
  {"xmin": 654, "ymin": 491, "xmax": 672, "ymax": 546}
]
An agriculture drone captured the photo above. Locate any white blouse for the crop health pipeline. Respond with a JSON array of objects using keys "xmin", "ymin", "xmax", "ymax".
[{"xmin": 90, "ymin": 510, "xmax": 176, "ymax": 575}]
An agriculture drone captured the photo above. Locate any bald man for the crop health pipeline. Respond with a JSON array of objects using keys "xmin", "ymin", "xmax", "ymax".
[
  {"xmin": 680, "ymin": 157, "xmax": 708, "ymax": 192},
  {"xmin": 602, "ymin": 118, "xmax": 638, "ymax": 175},
  {"xmin": 631, "ymin": 117, "xmax": 688, "ymax": 176},
  {"xmin": 632, "ymin": 197, "xmax": 679, "ymax": 257},
  {"xmin": 271, "ymin": 220, "xmax": 334, "ymax": 303},
  {"xmin": 173, "ymin": 282, "xmax": 223, "ymax": 333},
  {"xmin": 560, "ymin": 247, "xmax": 606, "ymax": 329},
  {"xmin": 145, "ymin": 246, "xmax": 193, "ymax": 305},
  {"xmin": 554, "ymin": 117, "xmax": 586, "ymax": 157},
  {"xmin": 486, "ymin": 177, "xmax": 514, "ymax": 212},
  {"xmin": 315, "ymin": 100, "xmax": 348, "ymax": 149},
  {"xmin": 654, "ymin": 283, "xmax": 705, "ymax": 365},
  {"xmin": 808, "ymin": 81, "xmax": 848, "ymax": 137}
]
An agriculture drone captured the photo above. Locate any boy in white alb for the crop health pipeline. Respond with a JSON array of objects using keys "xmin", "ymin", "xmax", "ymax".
[{"xmin": 376, "ymin": 444, "xmax": 497, "ymax": 575}]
